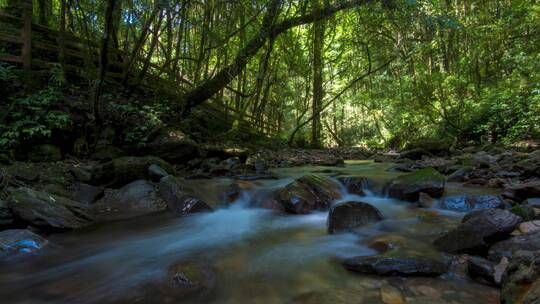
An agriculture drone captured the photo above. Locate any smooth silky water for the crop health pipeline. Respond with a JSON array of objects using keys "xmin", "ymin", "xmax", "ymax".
[{"xmin": 0, "ymin": 161, "xmax": 500, "ymax": 303}]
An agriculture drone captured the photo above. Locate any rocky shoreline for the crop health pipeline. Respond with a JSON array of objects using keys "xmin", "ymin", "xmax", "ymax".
[{"xmin": 1, "ymin": 138, "xmax": 540, "ymax": 303}]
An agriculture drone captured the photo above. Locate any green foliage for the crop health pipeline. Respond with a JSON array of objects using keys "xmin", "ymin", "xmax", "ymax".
[
  {"xmin": 0, "ymin": 63, "xmax": 16, "ymax": 82},
  {"xmin": 109, "ymin": 99, "xmax": 169, "ymax": 145},
  {"xmin": 0, "ymin": 88, "xmax": 71, "ymax": 149}
]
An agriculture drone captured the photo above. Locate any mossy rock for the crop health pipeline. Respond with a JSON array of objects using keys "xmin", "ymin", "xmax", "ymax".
[
  {"xmin": 385, "ymin": 168, "xmax": 446, "ymax": 202},
  {"xmin": 8, "ymin": 187, "xmax": 93, "ymax": 230},
  {"xmin": 510, "ymin": 205, "xmax": 536, "ymax": 221},
  {"xmin": 278, "ymin": 174, "xmax": 342, "ymax": 214},
  {"xmin": 93, "ymin": 156, "xmax": 174, "ymax": 188}
]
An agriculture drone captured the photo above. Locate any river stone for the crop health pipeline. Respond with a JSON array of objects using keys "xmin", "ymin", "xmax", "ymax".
[
  {"xmin": 385, "ymin": 168, "xmax": 445, "ymax": 202},
  {"xmin": 518, "ymin": 220, "xmax": 540, "ymax": 234},
  {"xmin": 327, "ymin": 201, "xmax": 383, "ymax": 234},
  {"xmin": 70, "ymin": 183, "xmax": 104, "ymax": 205},
  {"xmin": 93, "ymin": 180, "xmax": 166, "ymax": 221},
  {"xmin": 433, "ymin": 209, "xmax": 522, "ymax": 254},
  {"xmin": 159, "ymin": 175, "xmax": 212, "ymax": 216},
  {"xmin": 28, "ymin": 144, "xmax": 62, "ymax": 162},
  {"xmin": 488, "ymin": 230, "xmax": 540, "ymax": 261},
  {"xmin": 278, "ymin": 174, "xmax": 342, "ymax": 214},
  {"xmin": 525, "ymin": 198, "xmax": 540, "ymax": 208},
  {"xmin": 0, "ymin": 229, "xmax": 49, "ymax": 261},
  {"xmin": 159, "ymin": 259, "xmax": 216, "ymax": 297},
  {"xmin": 467, "ymin": 256, "xmax": 499, "ymax": 286},
  {"xmin": 440, "ymin": 195, "xmax": 505, "ymax": 212},
  {"xmin": 447, "ymin": 166, "xmax": 474, "ymax": 182},
  {"xmin": 148, "ymin": 164, "xmax": 170, "ymax": 182},
  {"xmin": 343, "ymin": 256, "xmax": 448, "ymax": 277},
  {"xmin": 93, "ymin": 156, "xmax": 174, "ymax": 187},
  {"xmin": 8, "ymin": 187, "xmax": 93, "ymax": 230},
  {"xmin": 503, "ymin": 181, "xmax": 540, "ymax": 202},
  {"xmin": 337, "ymin": 176, "xmax": 374, "ymax": 196},
  {"xmin": 500, "ymin": 250, "xmax": 540, "ymax": 304}
]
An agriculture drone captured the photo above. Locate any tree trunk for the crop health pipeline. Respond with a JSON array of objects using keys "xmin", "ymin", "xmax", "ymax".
[
  {"xmin": 311, "ymin": 0, "xmax": 325, "ymax": 148},
  {"xmin": 181, "ymin": 0, "xmax": 373, "ymax": 116},
  {"xmin": 92, "ymin": 0, "xmax": 118, "ymax": 125}
]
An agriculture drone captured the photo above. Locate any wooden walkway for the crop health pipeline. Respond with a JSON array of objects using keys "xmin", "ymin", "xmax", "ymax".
[{"xmin": 0, "ymin": 6, "xmax": 278, "ymax": 137}]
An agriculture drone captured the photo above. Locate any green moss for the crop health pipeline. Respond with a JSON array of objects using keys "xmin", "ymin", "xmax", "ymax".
[
  {"xmin": 510, "ymin": 205, "xmax": 535, "ymax": 221},
  {"xmin": 393, "ymin": 168, "xmax": 445, "ymax": 185}
]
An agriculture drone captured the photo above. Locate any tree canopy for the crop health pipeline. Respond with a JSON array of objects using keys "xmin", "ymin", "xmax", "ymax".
[{"xmin": 0, "ymin": 0, "xmax": 539, "ymax": 151}]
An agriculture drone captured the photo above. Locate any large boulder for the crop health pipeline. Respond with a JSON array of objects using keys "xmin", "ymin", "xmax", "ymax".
[
  {"xmin": 93, "ymin": 180, "xmax": 166, "ymax": 221},
  {"xmin": 503, "ymin": 181, "xmax": 540, "ymax": 202},
  {"xmin": 336, "ymin": 176, "xmax": 374, "ymax": 196},
  {"xmin": 8, "ymin": 187, "xmax": 93, "ymax": 230},
  {"xmin": 385, "ymin": 168, "xmax": 446, "ymax": 202},
  {"xmin": 277, "ymin": 175, "xmax": 342, "ymax": 214},
  {"xmin": 327, "ymin": 201, "xmax": 383, "ymax": 234},
  {"xmin": 27, "ymin": 144, "xmax": 62, "ymax": 162},
  {"xmin": 159, "ymin": 176, "xmax": 212, "ymax": 216},
  {"xmin": 0, "ymin": 229, "xmax": 49, "ymax": 261},
  {"xmin": 500, "ymin": 250, "xmax": 540, "ymax": 304},
  {"xmin": 93, "ymin": 156, "xmax": 174, "ymax": 187},
  {"xmin": 135, "ymin": 129, "xmax": 201, "ymax": 164},
  {"xmin": 433, "ymin": 209, "xmax": 522, "ymax": 254},
  {"xmin": 488, "ymin": 231, "xmax": 540, "ymax": 262},
  {"xmin": 440, "ymin": 195, "xmax": 505, "ymax": 212},
  {"xmin": 343, "ymin": 256, "xmax": 448, "ymax": 277}
]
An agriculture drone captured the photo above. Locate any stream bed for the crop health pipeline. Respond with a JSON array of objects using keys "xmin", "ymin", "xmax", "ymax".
[{"xmin": 0, "ymin": 161, "xmax": 500, "ymax": 303}]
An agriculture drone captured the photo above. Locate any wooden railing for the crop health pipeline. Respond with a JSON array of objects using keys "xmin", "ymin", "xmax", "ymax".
[{"xmin": 0, "ymin": 3, "xmax": 278, "ymax": 136}]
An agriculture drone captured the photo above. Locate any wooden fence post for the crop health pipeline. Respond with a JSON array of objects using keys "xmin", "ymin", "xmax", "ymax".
[{"xmin": 22, "ymin": 0, "xmax": 33, "ymax": 71}]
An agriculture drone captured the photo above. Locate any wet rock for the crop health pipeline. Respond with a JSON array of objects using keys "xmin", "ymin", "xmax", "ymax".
[
  {"xmin": 380, "ymin": 284, "xmax": 405, "ymax": 304},
  {"xmin": 93, "ymin": 156, "xmax": 174, "ymax": 187},
  {"xmin": 93, "ymin": 180, "xmax": 166, "ymax": 221},
  {"xmin": 518, "ymin": 221, "xmax": 540, "ymax": 234},
  {"xmin": 337, "ymin": 176, "xmax": 374, "ymax": 196},
  {"xmin": 503, "ymin": 181, "xmax": 540, "ymax": 202},
  {"xmin": 525, "ymin": 198, "xmax": 540, "ymax": 208},
  {"xmin": 148, "ymin": 164, "xmax": 169, "ymax": 182},
  {"xmin": 385, "ymin": 168, "xmax": 446, "ymax": 202},
  {"xmin": 0, "ymin": 199, "xmax": 14, "ymax": 227},
  {"xmin": 160, "ymin": 259, "xmax": 216, "ymax": 297},
  {"xmin": 28, "ymin": 144, "xmax": 62, "ymax": 162},
  {"xmin": 159, "ymin": 175, "xmax": 212, "ymax": 216},
  {"xmin": 446, "ymin": 166, "xmax": 476, "ymax": 182},
  {"xmin": 399, "ymin": 148, "xmax": 431, "ymax": 160},
  {"xmin": 8, "ymin": 187, "xmax": 93, "ymax": 230},
  {"xmin": 488, "ymin": 231, "xmax": 540, "ymax": 261},
  {"xmin": 70, "ymin": 183, "xmax": 104, "ymax": 205},
  {"xmin": 278, "ymin": 174, "xmax": 341, "ymax": 214},
  {"xmin": 0, "ymin": 229, "xmax": 48, "ymax": 261},
  {"xmin": 510, "ymin": 205, "xmax": 536, "ymax": 221},
  {"xmin": 467, "ymin": 256, "xmax": 500, "ymax": 286},
  {"xmin": 417, "ymin": 192, "xmax": 434, "ymax": 208},
  {"xmin": 327, "ymin": 201, "xmax": 383, "ymax": 234},
  {"xmin": 440, "ymin": 195, "xmax": 505, "ymax": 212},
  {"xmin": 500, "ymin": 250, "xmax": 540, "ymax": 304},
  {"xmin": 343, "ymin": 256, "xmax": 448, "ymax": 277},
  {"xmin": 433, "ymin": 209, "xmax": 522, "ymax": 254}
]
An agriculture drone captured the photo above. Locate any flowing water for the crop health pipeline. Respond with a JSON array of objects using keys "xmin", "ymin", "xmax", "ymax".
[{"xmin": 0, "ymin": 161, "xmax": 500, "ymax": 303}]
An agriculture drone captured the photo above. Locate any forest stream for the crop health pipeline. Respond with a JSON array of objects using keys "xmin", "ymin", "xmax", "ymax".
[{"xmin": 0, "ymin": 161, "xmax": 501, "ymax": 304}]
